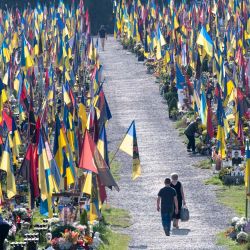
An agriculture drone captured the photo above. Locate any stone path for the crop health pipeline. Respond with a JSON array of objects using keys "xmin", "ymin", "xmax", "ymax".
[{"xmin": 100, "ymin": 37, "xmax": 233, "ymax": 250}]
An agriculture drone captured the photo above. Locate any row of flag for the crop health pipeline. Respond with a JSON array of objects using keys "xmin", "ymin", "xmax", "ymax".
[
  {"xmin": 114, "ymin": 0, "xmax": 250, "ymax": 161},
  {"xmin": 0, "ymin": 0, "xmax": 142, "ymax": 223}
]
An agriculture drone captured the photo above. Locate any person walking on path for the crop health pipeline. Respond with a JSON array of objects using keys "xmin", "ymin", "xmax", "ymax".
[
  {"xmin": 157, "ymin": 178, "xmax": 178, "ymax": 236},
  {"xmin": 184, "ymin": 117, "xmax": 202, "ymax": 154},
  {"xmin": 98, "ymin": 25, "xmax": 107, "ymax": 51},
  {"xmin": 170, "ymin": 173, "xmax": 186, "ymax": 229}
]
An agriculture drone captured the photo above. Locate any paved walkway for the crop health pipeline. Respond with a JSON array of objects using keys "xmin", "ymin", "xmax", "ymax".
[{"xmin": 100, "ymin": 37, "xmax": 233, "ymax": 250}]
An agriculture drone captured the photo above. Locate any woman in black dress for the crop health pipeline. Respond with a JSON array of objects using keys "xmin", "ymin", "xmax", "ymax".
[{"xmin": 170, "ymin": 173, "xmax": 186, "ymax": 229}]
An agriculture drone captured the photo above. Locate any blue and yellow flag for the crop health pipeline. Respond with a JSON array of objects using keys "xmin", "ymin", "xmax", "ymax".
[
  {"xmin": 245, "ymin": 140, "xmax": 250, "ymax": 188},
  {"xmin": 97, "ymin": 125, "xmax": 109, "ymax": 167},
  {"xmin": 197, "ymin": 26, "xmax": 213, "ymax": 57},
  {"xmin": 119, "ymin": 121, "xmax": 141, "ymax": 180},
  {"xmin": 0, "ymin": 135, "xmax": 16, "ymax": 199}
]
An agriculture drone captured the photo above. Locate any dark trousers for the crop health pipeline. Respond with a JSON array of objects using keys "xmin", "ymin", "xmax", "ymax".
[
  {"xmin": 161, "ymin": 212, "xmax": 172, "ymax": 232},
  {"xmin": 186, "ymin": 135, "xmax": 195, "ymax": 152}
]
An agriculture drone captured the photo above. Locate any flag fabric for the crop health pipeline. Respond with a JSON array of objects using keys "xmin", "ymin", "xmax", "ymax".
[
  {"xmin": 120, "ymin": 121, "xmax": 141, "ymax": 180},
  {"xmin": 82, "ymin": 171, "xmax": 92, "ymax": 195},
  {"xmin": 199, "ymin": 90, "xmax": 207, "ymax": 125},
  {"xmin": 19, "ymin": 143, "xmax": 39, "ymax": 206},
  {"xmin": 176, "ymin": 64, "xmax": 186, "ymax": 89},
  {"xmin": 97, "ymin": 125, "xmax": 109, "ymax": 166},
  {"xmin": 38, "ymin": 131, "xmax": 55, "ymax": 217},
  {"xmin": 78, "ymin": 96, "xmax": 88, "ymax": 134},
  {"xmin": 79, "ymin": 130, "xmax": 98, "ymax": 173},
  {"xmin": 245, "ymin": 140, "xmax": 250, "ymax": 189},
  {"xmin": 53, "ymin": 115, "xmax": 67, "ymax": 174},
  {"xmin": 197, "ymin": 26, "xmax": 213, "ymax": 57},
  {"xmin": 0, "ymin": 136, "xmax": 16, "ymax": 199}
]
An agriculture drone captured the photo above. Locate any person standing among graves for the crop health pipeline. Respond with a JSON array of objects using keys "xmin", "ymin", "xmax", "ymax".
[
  {"xmin": 157, "ymin": 178, "xmax": 178, "ymax": 236},
  {"xmin": 98, "ymin": 25, "xmax": 107, "ymax": 51},
  {"xmin": 184, "ymin": 117, "xmax": 202, "ymax": 154}
]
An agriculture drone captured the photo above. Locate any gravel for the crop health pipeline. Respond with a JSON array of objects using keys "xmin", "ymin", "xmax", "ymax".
[{"xmin": 99, "ymin": 37, "xmax": 233, "ymax": 250}]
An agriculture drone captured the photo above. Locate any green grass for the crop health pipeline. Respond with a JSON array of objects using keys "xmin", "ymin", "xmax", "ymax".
[
  {"xmin": 175, "ymin": 119, "xmax": 186, "ymax": 129},
  {"xmin": 216, "ymin": 185, "xmax": 245, "ymax": 216},
  {"xmin": 96, "ymin": 206, "xmax": 131, "ymax": 250},
  {"xmin": 97, "ymin": 225, "xmax": 130, "ymax": 250},
  {"xmin": 194, "ymin": 159, "xmax": 212, "ymax": 169},
  {"xmin": 217, "ymin": 232, "xmax": 248, "ymax": 250},
  {"xmin": 215, "ymin": 186, "xmax": 247, "ymax": 249},
  {"xmin": 102, "ymin": 205, "xmax": 131, "ymax": 228},
  {"xmin": 204, "ymin": 175, "xmax": 223, "ymax": 185},
  {"xmin": 109, "ymin": 152, "xmax": 121, "ymax": 181}
]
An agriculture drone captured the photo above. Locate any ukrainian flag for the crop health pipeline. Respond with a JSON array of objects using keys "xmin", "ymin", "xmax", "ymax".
[
  {"xmin": 197, "ymin": 26, "xmax": 213, "ymax": 57},
  {"xmin": 38, "ymin": 132, "xmax": 55, "ymax": 217},
  {"xmin": 97, "ymin": 125, "xmax": 109, "ymax": 166},
  {"xmin": 0, "ymin": 136, "xmax": 16, "ymax": 199},
  {"xmin": 53, "ymin": 115, "xmax": 67, "ymax": 174},
  {"xmin": 62, "ymin": 84, "xmax": 71, "ymax": 105},
  {"xmin": 200, "ymin": 90, "xmax": 207, "ymax": 125},
  {"xmin": 245, "ymin": 140, "xmax": 250, "ymax": 188},
  {"xmin": 119, "ymin": 121, "xmax": 141, "ymax": 180},
  {"xmin": 2, "ymin": 40, "xmax": 10, "ymax": 63}
]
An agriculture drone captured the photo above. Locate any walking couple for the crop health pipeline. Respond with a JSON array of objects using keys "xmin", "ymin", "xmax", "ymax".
[{"xmin": 157, "ymin": 173, "xmax": 186, "ymax": 236}]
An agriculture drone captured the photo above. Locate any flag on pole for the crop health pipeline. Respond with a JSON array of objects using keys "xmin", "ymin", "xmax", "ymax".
[
  {"xmin": 0, "ymin": 136, "xmax": 16, "ymax": 199},
  {"xmin": 119, "ymin": 121, "xmax": 141, "ymax": 180},
  {"xmin": 197, "ymin": 26, "xmax": 213, "ymax": 57},
  {"xmin": 82, "ymin": 171, "xmax": 92, "ymax": 195},
  {"xmin": 245, "ymin": 139, "xmax": 250, "ymax": 188}
]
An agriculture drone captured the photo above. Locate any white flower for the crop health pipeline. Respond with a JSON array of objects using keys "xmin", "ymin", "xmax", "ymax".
[
  {"xmin": 231, "ymin": 217, "xmax": 240, "ymax": 226},
  {"xmin": 236, "ymin": 231, "xmax": 248, "ymax": 242}
]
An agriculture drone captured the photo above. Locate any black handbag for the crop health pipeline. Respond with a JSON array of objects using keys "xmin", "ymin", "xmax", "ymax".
[{"xmin": 180, "ymin": 206, "xmax": 189, "ymax": 222}]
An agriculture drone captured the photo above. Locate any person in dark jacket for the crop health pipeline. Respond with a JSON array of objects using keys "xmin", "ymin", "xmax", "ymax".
[
  {"xmin": 0, "ymin": 215, "xmax": 10, "ymax": 249},
  {"xmin": 184, "ymin": 117, "xmax": 201, "ymax": 153},
  {"xmin": 157, "ymin": 178, "xmax": 178, "ymax": 236},
  {"xmin": 98, "ymin": 25, "xmax": 107, "ymax": 51}
]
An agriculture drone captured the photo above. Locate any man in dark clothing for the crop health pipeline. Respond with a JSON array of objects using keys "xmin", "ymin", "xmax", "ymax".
[
  {"xmin": 98, "ymin": 25, "xmax": 107, "ymax": 51},
  {"xmin": 157, "ymin": 178, "xmax": 178, "ymax": 236},
  {"xmin": 0, "ymin": 215, "xmax": 10, "ymax": 249},
  {"xmin": 184, "ymin": 117, "xmax": 201, "ymax": 153}
]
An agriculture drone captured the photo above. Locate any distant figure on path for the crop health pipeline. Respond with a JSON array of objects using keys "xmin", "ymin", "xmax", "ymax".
[
  {"xmin": 157, "ymin": 178, "xmax": 178, "ymax": 236},
  {"xmin": 170, "ymin": 173, "xmax": 186, "ymax": 229},
  {"xmin": 99, "ymin": 25, "xmax": 107, "ymax": 51},
  {"xmin": 184, "ymin": 117, "xmax": 202, "ymax": 154}
]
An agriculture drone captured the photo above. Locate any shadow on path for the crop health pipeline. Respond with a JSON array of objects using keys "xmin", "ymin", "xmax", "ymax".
[
  {"xmin": 171, "ymin": 228, "xmax": 191, "ymax": 235},
  {"xmin": 129, "ymin": 245, "xmax": 148, "ymax": 249}
]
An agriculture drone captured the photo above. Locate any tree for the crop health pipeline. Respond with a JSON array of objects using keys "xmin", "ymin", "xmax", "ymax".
[{"xmin": 85, "ymin": 0, "xmax": 113, "ymax": 35}]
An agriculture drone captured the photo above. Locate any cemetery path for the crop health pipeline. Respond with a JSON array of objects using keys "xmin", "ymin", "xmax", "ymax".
[{"xmin": 100, "ymin": 37, "xmax": 233, "ymax": 250}]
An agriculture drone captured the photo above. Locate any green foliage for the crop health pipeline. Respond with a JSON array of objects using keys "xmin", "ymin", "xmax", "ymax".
[
  {"xmin": 1, "ymin": 0, "xmax": 113, "ymax": 35},
  {"xmin": 85, "ymin": 0, "xmax": 113, "ymax": 34},
  {"xmin": 80, "ymin": 209, "xmax": 88, "ymax": 226},
  {"xmin": 204, "ymin": 176, "xmax": 223, "ymax": 185},
  {"xmin": 175, "ymin": 119, "xmax": 187, "ymax": 129},
  {"xmin": 217, "ymin": 232, "xmax": 248, "ymax": 250},
  {"xmin": 217, "ymin": 186, "xmax": 245, "ymax": 216},
  {"xmin": 219, "ymin": 168, "xmax": 231, "ymax": 180},
  {"xmin": 32, "ymin": 210, "xmax": 46, "ymax": 225},
  {"xmin": 101, "ymin": 205, "xmax": 131, "ymax": 228},
  {"xmin": 97, "ymin": 229, "xmax": 130, "ymax": 250},
  {"xmin": 52, "ymin": 225, "xmax": 77, "ymax": 238},
  {"xmin": 194, "ymin": 159, "xmax": 212, "ymax": 169},
  {"xmin": 95, "ymin": 206, "xmax": 131, "ymax": 250}
]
